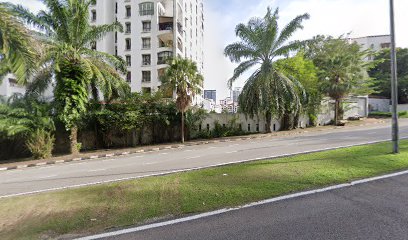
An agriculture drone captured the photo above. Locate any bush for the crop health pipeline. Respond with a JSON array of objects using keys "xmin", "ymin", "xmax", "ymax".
[
  {"xmin": 26, "ymin": 129, "xmax": 55, "ymax": 159},
  {"xmin": 369, "ymin": 111, "xmax": 408, "ymax": 118}
]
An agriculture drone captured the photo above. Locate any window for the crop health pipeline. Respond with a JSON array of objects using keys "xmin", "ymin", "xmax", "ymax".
[
  {"xmin": 91, "ymin": 41, "xmax": 97, "ymax": 50},
  {"xmin": 158, "ymin": 51, "xmax": 173, "ymax": 64},
  {"xmin": 142, "ymin": 21, "xmax": 151, "ymax": 32},
  {"xmin": 91, "ymin": 10, "xmax": 96, "ymax": 21},
  {"xmin": 142, "ymin": 71, "xmax": 151, "ymax": 82},
  {"xmin": 381, "ymin": 43, "xmax": 391, "ymax": 49},
  {"xmin": 125, "ymin": 38, "xmax": 131, "ymax": 50},
  {"xmin": 126, "ymin": 55, "xmax": 131, "ymax": 66},
  {"xmin": 125, "ymin": 22, "xmax": 131, "ymax": 33},
  {"xmin": 139, "ymin": 2, "xmax": 154, "ymax": 16},
  {"xmin": 142, "ymin": 54, "xmax": 151, "ymax": 65},
  {"xmin": 142, "ymin": 38, "xmax": 151, "ymax": 49},
  {"xmin": 142, "ymin": 87, "xmax": 152, "ymax": 94},
  {"xmin": 125, "ymin": 6, "xmax": 131, "ymax": 17},
  {"xmin": 126, "ymin": 71, "xmax": 131, "ymax": 82}
]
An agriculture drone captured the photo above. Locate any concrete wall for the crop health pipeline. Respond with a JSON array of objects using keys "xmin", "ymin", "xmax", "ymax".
[
  {"xmin": 397, "ymin": 104, "xmax": 408, "ymax": 112},
  {"xmin": 369, "ymin": 98, "xmax": 391, "ymax": 112}
]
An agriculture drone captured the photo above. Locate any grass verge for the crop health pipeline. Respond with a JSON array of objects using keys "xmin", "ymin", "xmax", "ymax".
[{"xmin": 1, "ymin": 140, "xmax": 408, "ymax": 239}]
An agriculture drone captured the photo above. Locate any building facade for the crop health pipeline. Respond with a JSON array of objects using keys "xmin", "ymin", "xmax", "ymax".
[
  {"xmin": 89, "ymin": 0, "xmax": 204, "ymax": 94},
  {"xmin": 0, "ymin": 74, "xmax": 26, "ymax": 98},
  {"xmin": 349, "ymin": 35, "xmax": 391, "ymax": 61},
  {"xmin": 204, "ymin": 89, "xmax": 216, "ymax": 103}
]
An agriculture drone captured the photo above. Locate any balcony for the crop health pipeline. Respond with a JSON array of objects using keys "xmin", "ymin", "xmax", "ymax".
[
  {"xmin": 158, "ymin": 17, "xmax": 174, "ymax": 42},
  {"xmin": 157, "ymin": 51, "xmax": 173, "ymax": 65}
]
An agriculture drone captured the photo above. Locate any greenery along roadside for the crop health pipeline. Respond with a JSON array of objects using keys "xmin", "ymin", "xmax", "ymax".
[{"xmin": 1, "ymin": 140, "xmax": 408, "ymax": 240}]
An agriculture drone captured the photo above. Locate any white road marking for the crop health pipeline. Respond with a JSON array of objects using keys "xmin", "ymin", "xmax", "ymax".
[
  {"xmin": 160, "ymin": 153, "xmax": 169, "ymax": 155},
  {"xmin": 226, "ymin": 151, "xmax": 238, "ymax": 154},
  {"xmin": 186, "ymin": 156, "xmax": 201, "ymax": 160},
  {"xmin": 88, "ymin": 169, "xmax": 107, "ymax": 173},
  {"xmin": 76, "ymin": 169, "xmax": 408, "ymax": 240},
  {"xmin": 38, "ymin": 175, "xmax": 57, "ymax": 179}
]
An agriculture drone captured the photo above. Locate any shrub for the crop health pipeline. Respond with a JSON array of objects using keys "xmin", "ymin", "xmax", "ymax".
[{"xmin": 26, "ymin": 129, "xmax": 55, "ymax": 159}]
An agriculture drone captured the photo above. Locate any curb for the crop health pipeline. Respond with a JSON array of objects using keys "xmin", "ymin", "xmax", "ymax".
[{"xmin": 0, "ymin": 121, "xmax": 391, "ymax": 172}]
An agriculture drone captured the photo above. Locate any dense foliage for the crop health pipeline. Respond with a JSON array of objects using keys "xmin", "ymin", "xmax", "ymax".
[
  {"xmin": 275, "ymin": 53, "xmax": 321, "ymax": 126},
  {"xmin": 0, "ymin": 96, "xmax": 55, "ymax": 159},
  {"xmin": 369, "ymin": 48, "xmax": 408, "ymax": 103},
  {"xmin": 305, "ymin": 36, "xmax": 375, "ymax": 125},
  {"xmin": 11, "ymin": 0, "xmax": 129, "ymax": 154}
]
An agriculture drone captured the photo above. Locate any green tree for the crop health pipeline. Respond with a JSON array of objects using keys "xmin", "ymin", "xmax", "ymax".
[
  {"xmin": 369, "ymin": 48, "xmax": 408, "ymax": 103},
  {"xmin": 224, "ymin": 7, "xmax": 309, "ymax": 132},
  {"xmin": 12, "ymin": 0, "xmax": 130, "ymax": 154},
  {"xmin": 0, "ymin": 96, "xmax": 55, "ymax": 159},
  {"xmin": 161, "ymin": 58, "xmax": 203, "ymax": 143},
  {"xmin": 275, "ymin": 52, "xmax": 321, "ymax": 126},
  {"xmin": 308, "ymin": 37, "xmax": 374, "ymax": 125},
  {"xmin": 0, "ymin": 3, "xmax": 37, "ymax": 84}
]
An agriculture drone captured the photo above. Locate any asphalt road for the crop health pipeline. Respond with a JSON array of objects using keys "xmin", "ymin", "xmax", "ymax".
[
  {"xmin": 1, "ymin": 120, "xmax": 408, "ymax": 198},
  {"xmin": 104, "ymin": 172, "xmax": 408, "ymax": 240}
]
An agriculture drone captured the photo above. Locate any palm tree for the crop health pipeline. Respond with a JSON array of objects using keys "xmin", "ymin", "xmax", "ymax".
[
  {"xmin": 161, "ymin": 58, "xmax": 203, "ymax": 143},
  {"xmin": 224, "ymin": 7, "xmax": 309, "ymax": 132},
  {"xmin": 12, "ymin": 0, "xmax": 130, "ymax": 154},
  {"xmin": 0, "ymin": 3, "xmax": 37, "ymax": 84}
]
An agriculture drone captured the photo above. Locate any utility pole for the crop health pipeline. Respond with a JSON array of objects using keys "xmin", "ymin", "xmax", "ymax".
[{"xmin": 389, "ymin": 0, "xmax": 399, "ymax": 153}]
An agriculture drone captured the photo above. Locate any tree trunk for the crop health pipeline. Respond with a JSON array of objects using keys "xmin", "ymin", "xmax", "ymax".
[
  {"xmin": 181, "ymin": 111, "xmax": 185, "ymax": 143},
  {"xmin": 265, "ymin": 111, "xmax": 272, "ymax": 133},
  {"xmin": 281, "ymin": 112, "xmax": 294, "ymax": 131},
  {"xmin": 70, "ymin": 126, "xmax": 79, "ymax": 155},
  {"xmin": 294, "ymin": 113, "xmax": 300, "ymax": 129},
  {"xmin": 334, "ymin": 99, "xmax": 340, "ymax": 126}
]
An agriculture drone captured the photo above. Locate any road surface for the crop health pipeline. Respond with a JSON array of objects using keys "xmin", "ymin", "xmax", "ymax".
[
  {"xmin": 1, "ymin": 120, "xmax": 407, "ymax": 198},
  {"xmin": 103, "ymin": 171, "xmax": 408, "ymax": 240}
]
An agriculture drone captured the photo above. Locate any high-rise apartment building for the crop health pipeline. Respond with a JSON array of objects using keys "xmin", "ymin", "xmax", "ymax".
[{"xmin": 89, "ymin": 0, "xmax": 204, "ymax": 93}]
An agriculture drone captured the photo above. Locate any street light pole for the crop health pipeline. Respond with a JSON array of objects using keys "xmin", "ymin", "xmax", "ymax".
[{"xmin": 389, "ymin": 0, "xmax": 399, "ymax": 153}]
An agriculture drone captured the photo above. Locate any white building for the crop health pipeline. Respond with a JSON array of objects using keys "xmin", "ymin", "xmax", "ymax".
[
  {"xmin": 89, "ymin": 0, "xmax": 204, "ymax": 94},
  {"xmin": 349, "ymin": 35, "xmax": 391, "ymax": 61},
  {"xmin": 0, "ymin": 74, "xmax": 26, "ymax": 98}
]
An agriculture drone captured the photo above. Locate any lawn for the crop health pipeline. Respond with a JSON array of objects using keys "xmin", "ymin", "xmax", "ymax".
[{"xmin": 1, "ymin": 141, "xmax": 408, "ymax": 239}]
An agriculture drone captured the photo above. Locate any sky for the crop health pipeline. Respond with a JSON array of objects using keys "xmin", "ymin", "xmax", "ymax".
[{"xmin": 8, "ymin": 0, "xmax": 408, "ymax": 101}]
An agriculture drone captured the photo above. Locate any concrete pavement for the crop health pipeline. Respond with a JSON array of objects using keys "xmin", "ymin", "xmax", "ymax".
[
  {"xmin": 99, "ymin": 172, "xmax": 408, "ymax": 240},
  {"xmin": 1, "ymin": 119, "xmax": 408, "ymax": 198}
]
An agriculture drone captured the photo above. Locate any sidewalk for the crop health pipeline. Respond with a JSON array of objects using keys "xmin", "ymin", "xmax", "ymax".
[{"xmin": 0, "ymin": 118, "xmax": 385, "ymax": 171}]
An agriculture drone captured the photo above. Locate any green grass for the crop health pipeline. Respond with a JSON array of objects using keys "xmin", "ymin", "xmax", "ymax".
[
  {"xmin": 1, "ymin": 141, "xmax": 408, "ymax": 239},
  {"xmin": 369, "ymin": 111, "xmax": 408, "ymax": 118}
]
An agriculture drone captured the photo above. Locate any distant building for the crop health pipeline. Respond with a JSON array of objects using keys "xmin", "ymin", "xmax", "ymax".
[
  {"xmin": 0, "ymin": 74, "xmax": 26, "ymax": 98},
  {"xmin": 231, "ymin": 87, "xmax": 242, "ymax": 103},
  {"xmin": 349, "ymin": 35, "xmax": 391, "ymax": 61},
  {"xmin": 204, "ymin": 90, "xmax": 217, "ymax": 103},
  {"xmin": 219, "ymin": 96, "xmax": 238, "ymax": 114}
]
